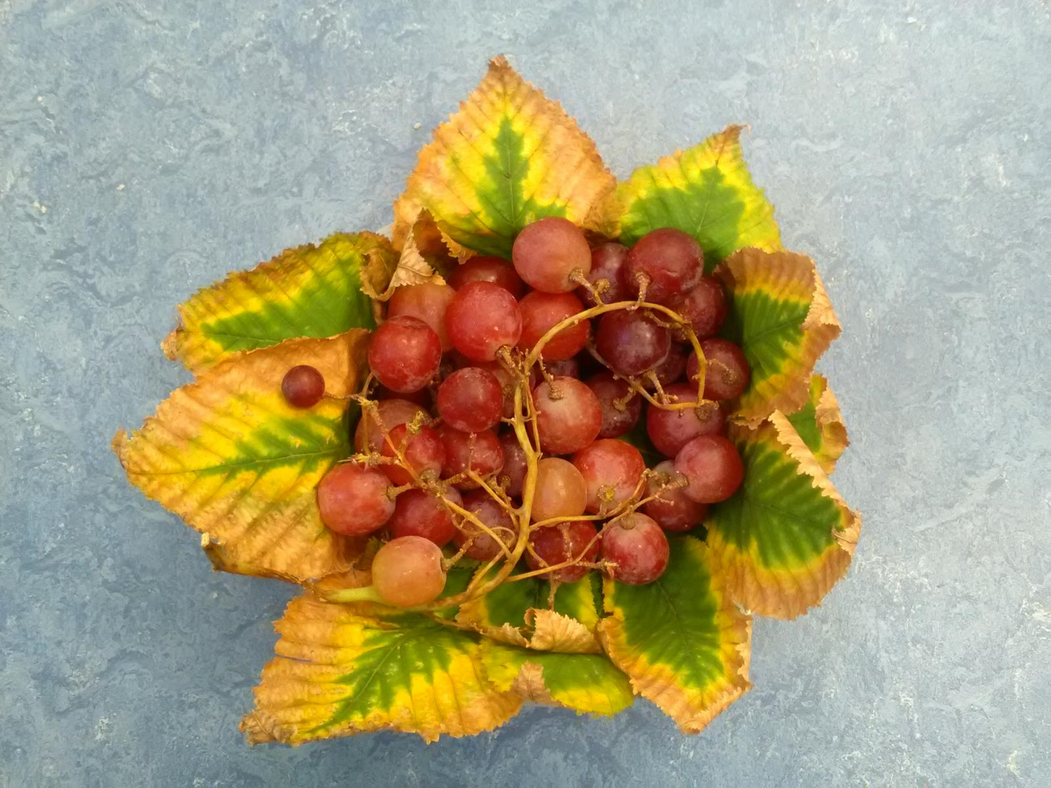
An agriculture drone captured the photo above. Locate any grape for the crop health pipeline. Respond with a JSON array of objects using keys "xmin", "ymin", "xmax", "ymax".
[
  {"xmin": 648, "ymin": 341, "xmax": 688, "ymax": 387},
  {"xmin": 456, "ymin": 490, "xmax": 519, "ymax": 561},
  {"xmin": 545, "ymin": 358, "xmax": 580, "ymax": 379},
  {"xmin": 526, "ymin": 520, "xmax": 598, "ymax": 583},
  {"xmin": 368, "ymin": 315, "xmax": 442, "ymax": 393},
  {"xmin": 585, "ymin": 372, "xmax": 642, "ymax": 439},
  {"xmin": 281, "ymin": 365, "xmax": 325, "ymax": 409},
  {"xmin": 646, "ymin": 382, "xmax": 726, "ymax": 457},
  {"xmin": 600, "ymin": 513, "xmax": 669, "ymax": 585},
  {"xmin": 371, "ymin": 536, "xmax": 447, "ymax": 607},
  {"xmin": 474, "ymin": 359, "xmax": 519, "ymax": 419},
  {"xmin": 532, "ymin": 377, "xmax": 603, "ymax": 455},
  {"xmin": 581, "ymin": 242, "xmax": 631, "ymax": 306},
  {"xmin": 354, "ymin": 399, "xmax": 427, "ymax": 453},
  {"xmin": 379, "ymin": 423, "xmax": 445, "ymax": 485},
  {"xmin": 447, "ymin": 255, "xmax": 525, "ymax": 298},
  {"xmin": 317, "ymin": 462, "xmax": 395, "ymax": 536},
  {"xmin": 439, "ymin": 425, "xmax": 505, "ymax": 488},
  {"xmin": 388, "ymin": 282, "xmax": 458, "ymax": 351},
  {"xmin": 389, "ymin": 487, "xmax": 463, "ymax": 546},
  {"xmin": 674, "ymin": 435, "xmax": 744, "ymax": 503},
  {"xmin": 497, "ymin": 431, "xmax": 528, "ymax": 498},
  {"xmin": 693, "ymin": 339, "xmax": 751, "ymax": 401},
  {"xmin": 642, "ymin": 460, "xmax": 708, "ymax": 532},
  {"xmin": 445, "ymin": 281, "xmax": 523, "ymax": 362},
  {"xmin": 666, "ymin": 276, "xmax": 727, "ymax": 340},
  {"xmin": 622, "ymin": 227, "xmax": 703, "ymax": 303},
  {"xmin": 595, "ymin": 309, "xmax": 671, "ymax": 377},
  {"xmin": 512, "ymin": 217, "xmax": 591, "ymax": 293},
  {"xmin": 531, "ymin": 458, "xmax": 587, "ymax": 522},
  {"xmin": 517, "ymin": 291, "xmax": 590, "ymax": 361},
  {"xmin": 572, "ymin": 439, "xmax": 645, "ymax": 515},
  {"xmin": 436, "ymin": 367, "xmax": 503, "ymax": 432}
]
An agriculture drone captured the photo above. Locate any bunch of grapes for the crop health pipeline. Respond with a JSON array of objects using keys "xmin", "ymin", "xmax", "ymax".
[{"xmin": 282, "ymin": 218, "xmax": 751, "ymax": 609}]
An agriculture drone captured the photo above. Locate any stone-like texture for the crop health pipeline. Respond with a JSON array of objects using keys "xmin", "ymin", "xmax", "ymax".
[{"xmin": 2, "ymin": 0, "xmax": 1049, "ymax": 784}]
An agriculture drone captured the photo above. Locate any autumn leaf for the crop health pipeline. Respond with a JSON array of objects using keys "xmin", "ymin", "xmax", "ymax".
[
  {"xmin": 363, "ymin": 212, "xmax": 454, "ymax": 301},
  {"xmin": 784, "ymin": 374, "xmax": 849, "ymax": 474}
]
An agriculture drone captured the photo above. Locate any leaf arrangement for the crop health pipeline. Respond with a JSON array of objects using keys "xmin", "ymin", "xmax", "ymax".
[{"xmin": 115, "ymin": 57, "xmax": 860, "ymax": 744}]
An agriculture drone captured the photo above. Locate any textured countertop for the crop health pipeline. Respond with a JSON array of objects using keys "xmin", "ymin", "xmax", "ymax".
[{"xmin": 2, "ymin": 1, "xmax": 1050, "ymax": 785}]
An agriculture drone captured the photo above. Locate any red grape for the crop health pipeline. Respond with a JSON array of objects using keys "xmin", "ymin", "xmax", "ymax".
[
  {"xmin": 666, "ymin": 276, "xmax": 727, "ymax": 340},
  {"xmin": 447, "ymin": 255, "xmax": 525, "ymax": 298},
  {"xmin": 388, "ymin": 282, "xmax": 457, "ymax": 351},
  {"xmin": 354, "ymin": 399, "xmax": 427, "ymax": 453},
  {"xmin": 595, "ymin": 309, "xmax": 671, "ymax": 377},
  {"xmin": 648, "ymin": 341, "xmax": 688, "ymax": 387},
  {"xmin": 674, "ymin": 435, "xmax": 744, "ymax": 503},
  {"xmin": 512, "ymin": 217, "xmax": 591, "ymax": 293},
  {"xmin": 572, "ymin": 439, "xmax": 645, "ymax": 515},
  {"xmin": 372, "ymin": 536, "xmax": 447, "ymax": 607},
  {"xmin": 600, "ymin": 513, "xmax": 669, "ymax": 585},
  {"xmin": 517, "ymin": 291, "xmax": 590, "ymax": 360},
  {"xmin": 281, "ymin": 365, "xmax": 325, "ymax": 409},
  {"xmin": 622, "ymin": 228, "xmax": 703, "ymax": 303},
  {"xmin": 646, "ymin": 382, "xmax": 726, "ymax": 458},
  {"xmin": 379, "ymin": 423, "xmax": 445, "ymax": 485},
  {"xmin": 545, "ymin": 358, "xmax": 580, "ymax": 379},
  {"xmin": 457, "ymin": 490, "xmax": 519, "ymax": 561},
  {"xmin": 531, "ymin": 458, "xmax": 587, "ymax": 522},
  {"xmin": 642, "ymin": 460, "xmax": 708, "ymax": 532},
  {"xmin": 436, "ymin": 367, "xmax": 503, "ymax": 432},
  {"xmin": 533, "ymin": 377, "xmax": 603, "ymax": 455},
  {"xmin": 695, "ymin": 339, "xmax": 751, "ymax": 401},
  {"xmin": 474, "ymin": 359, "xmax": 519, "ymax": 419},
  {"xmin": 389, "ymin": 487, "xmax": 463, "ymax": 546},
  {"xmin": 317, "ymin": 462, "xmax": 395, "ymax": 536},
  {"xmin": 585, "ymin": 372, "xmax": 642, "ymax": 439},
  {"xmin": 526, "ymin": 520, "xmax": 599, "ymax": 583},
  {"xmin": 445, "ymin": 281, "xmax": 523, "ymax": 362},
  {"xmin": 368, "ymin": 315, "xmax": 442, "ymax": 393},
  {"xmin": 497, "ymin": 431, "xmax": 528, "ymax": 498},
  {"xmin": 581, "ymin": 242, "xmax": 631, "ymax": 306},
  {"xmin": 438, "ymin": 425, "xmax": 505, "ymax": 488}
]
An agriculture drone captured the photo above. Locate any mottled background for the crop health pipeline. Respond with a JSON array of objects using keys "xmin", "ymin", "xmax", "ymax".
[{"xmin": 2, "ymin": 0, "xmax": 1049, "ymax": 785}]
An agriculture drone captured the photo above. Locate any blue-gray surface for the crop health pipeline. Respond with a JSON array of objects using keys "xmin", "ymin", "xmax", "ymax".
[{"xmin": 1, "ymin": 0, "xmax": 1049, "ymax": 784}]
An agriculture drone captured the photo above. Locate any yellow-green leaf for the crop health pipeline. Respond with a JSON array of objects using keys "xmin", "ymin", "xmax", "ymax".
[
  {"xmin": 392, "ymin": 56, "xmax": 615, "ymax": 258},
  {"xmin": 716, "ymin": 248, "xmax": 841, "ymax": 424},
  {"xmin": 705, "ymin": 417, "xmax": 860, "ymax": 619},
  {"xmin": 599, "ymin": 536, "xmax": 752, "ymax": 733},
  {"xmin": 163, "ymin": 232, "xmax": 395, "ymax": 371},
  {"xmin": 784, "ymin": 374, "xmax": 849, "ymax": 473},
  {"xmin": 114, "ymin": 331, "xmax": 369, "ymax": 582},
  {"xmin": 241, "ymin": 594, "xmax": 521, "ymax": 745},
  {"xmin": 612, "ymin": 126, "xmax": 781, "ymax": 270}
]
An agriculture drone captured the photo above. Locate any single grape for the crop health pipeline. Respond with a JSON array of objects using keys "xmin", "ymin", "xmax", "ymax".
[
  {"xmin": 622, "ymin": 227, "xmax": 703, "ymax": 303},
  {"xmin": 388, "ymin": 282, "xmax": 458, "ymax": 351},
  {"xmin": 512, "ymin": 217, "xmax": 591, "ymax": 293},
  {"xmin": 600, "ymin": 513, "xmax": 669, "ymax": 585},
  {"xmin": 354, "ymin": 399, "xmax": 428, "ymax": 453},
  {"xmin": 531, "ymin": 458, "xmax": 588, "ymax": 522},
  {"xmin": 368, "ymin": 315, "xmax": 442, "ymax": 393},
  {"xmin": 581, "ymin": 242, "xmax": 631, "ymax": 306},
  {"xmin": 436, "ymin": 367, "xmax": 504, "ymax": 432},
  {"xmin": 372, "ymin": 536, "xmax": 447, "ymax": 607},
  {"xmin": 447, "ymin": 255, "xmax": 525, "ymax": 298},
  {"xmin": 642, "ymin": 460, "xmax": 708, "ymax": 532},
  {"xmin": 695, "ymin": 339, "xmax": 751, "ymax": 401},
  {"xmin": 674, "ymin": 435, "xmax": 744, "ymax": 503},
  {"xmin": 281, "ymin": 365, "xmax": 325, "ymax": 409},
  {"xmin": 533, "ymin": 377, "xmax": 603, "ymax": 455},
  {"xmin": 585, "ymin": 372, "xmax": 642, "ymax": 439},
  {"xmin": 389, "ymin": 487, "xmax": 463, "ymax": 546},
  {"xmin": 517, "ymin": 291, "xmax": 590, "ymax": 361},
  {"xmin": 666, "ymin": 276, "xmax": 728, "ymax": 340},
  {"xmin": 526, "ymin": 520, "xmax": 599, "ymax": 583},
  {"xmin": 595, "ymin": 309, "xmax": 671, "ymax": 377},
  {"xmin": 456, "ymin": 489, "xmax": 519, "ymax": 561},
  {"xmin": 647, "ymin": 341, "xmax": 688, "ymax": 387},
  {"xmin": 497, "ymin": 431, "xmax": 528, "ymax": 498},
  {"xmin": 474, "ymin": 359, "xmax": 519, "ymax": 419},
  {"xmin": 379, "ymin": 423, "xmax": 445, "ymax": 485},
  {"xmin": 572, "ymin": 439, "xmax": 645, "ymax": 515},
  {"xmin": 439, "ymin": 425, "xmax": 505, "ymax": 488},
  {"xmin": 646, "ymin": 382, "xmax": 727, "ymax": 457},
  {"xmin": 445, "ymin": 281, "xmax": 523, "ymax": 362},
  {"xmin": 317, "ymin": 462, "xmax": 395, "ymax": 536}
]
